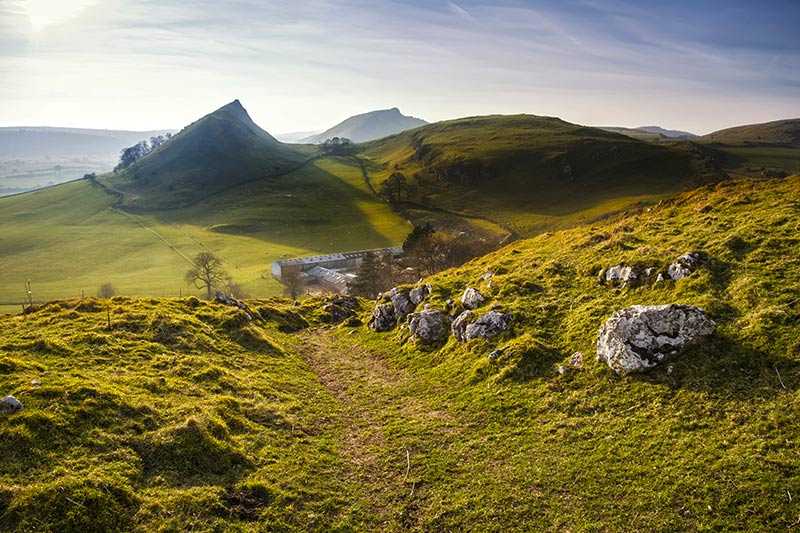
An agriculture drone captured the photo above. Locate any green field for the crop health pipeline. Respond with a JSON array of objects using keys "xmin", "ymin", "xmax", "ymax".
[
  {"xmin": 2, "ymin": 175, "xmax": 798, "ymax": 530},
  {"xmin": 0, "ymin": 157, "xmax": 410, "ymax": 312}
]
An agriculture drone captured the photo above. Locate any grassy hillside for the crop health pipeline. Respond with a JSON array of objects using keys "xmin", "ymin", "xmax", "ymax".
[
  {"xmin": 106, "ymin": 101, "xmax": 315, "ymax": 210},
  {"xmin": 302, "ymin": 108, "xmax": 427, "ymax": 144},
  {"xmin": 361, "ymin": 115, "xmax": 724, "ymax": 235},
  {"xmin": 2, "ymin": 175, "xmax": 798, "ymax": 530},
  {"xmin": 703, "ymin": 118, "xmax": 800, "ymax": 147},
  {"xmin": 0, "ymin": 157, "xmax": 410, "ymax": 312}
]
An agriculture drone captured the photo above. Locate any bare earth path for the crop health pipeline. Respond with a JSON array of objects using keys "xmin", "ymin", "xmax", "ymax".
[{"xmin": 296, "ymin": 329, "xmax": 466, "ymax": 530}]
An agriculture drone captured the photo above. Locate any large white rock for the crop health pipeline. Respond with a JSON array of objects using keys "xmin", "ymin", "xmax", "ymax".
[
  {"xmin": 407, "ymin": 308, "xmax": 451, "ymax": 344},
  {"xmin": 597, "ymin": 304, "xmax": 715, "ymax": 375},
  {"xmin": 461, "ymin": 287, "xmax": 485, "ymax": 309}
]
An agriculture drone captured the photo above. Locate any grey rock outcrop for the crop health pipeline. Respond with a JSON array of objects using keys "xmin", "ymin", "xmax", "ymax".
[
  {"xmin": 463, "ymin": 311, "xmax": 512, "ymax": 341},
  {"xmin": 390, "ymin": 288, "xmax": 416, "ymax": 319},
  {"xmin": 368, "ymin": 302, "xmax": 397, "ymax": 332},
  {"xmin": 451, "ymin": 310, "xmax": 475, "ymax": 342},
  {"xmin": 407, "ymin": 307, "xmax": 451, "ymax": 344},
  {"xmin": 461, "ymin": 287, "xmax": 485, "ymax": 309},
  {"xmin": 0, "ymin": 395, "xmax": 22, "ymax": 415},
  {"xmin": 597, "ymin": 304, "xmax": 715, "ymax": 375},
  {"xmin": 409, "ymin": 284, "xmax": 431, "ymax": 305},
  {"xmin": 323, "ymin": 295, "xmax": 358, "ymax": 323},
  {"xmin": 666, "ymin": 252, "xmax": 704, "ymax": 281}
]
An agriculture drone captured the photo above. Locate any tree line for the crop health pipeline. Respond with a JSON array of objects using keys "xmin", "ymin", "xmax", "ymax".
[{"xmin": 114, "ymin": 133, "xmax": 173, "ymax": 172}]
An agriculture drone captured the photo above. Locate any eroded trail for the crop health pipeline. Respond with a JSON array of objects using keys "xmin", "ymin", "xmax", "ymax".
[{"xmin": 296, "ymin": 329, "xmax": 464, "ymax": 529}]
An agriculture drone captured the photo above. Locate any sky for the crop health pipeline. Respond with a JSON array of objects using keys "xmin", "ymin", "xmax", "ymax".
[{"xmin": 0, "ymin": 0, "xmax": 798, "ymax": 135}]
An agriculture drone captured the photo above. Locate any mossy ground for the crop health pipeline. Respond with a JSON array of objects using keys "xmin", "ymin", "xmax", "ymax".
[{"xmin": 2, "ymin": 176, "xmax": 799, "ymax": 531}]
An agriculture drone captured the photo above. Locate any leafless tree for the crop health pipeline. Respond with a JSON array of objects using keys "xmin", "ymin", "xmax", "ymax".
[
  {"xmin": 97, "ymin": 283, "xmax": 117, "ymax": 298},
  {"xmin": 185, "ymin": 252, "xmax": 228, "ymax": 299}
]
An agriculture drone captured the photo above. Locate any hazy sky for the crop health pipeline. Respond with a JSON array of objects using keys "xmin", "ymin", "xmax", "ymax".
[{"xmin": 1, "ymin": 0, "xmax": 798, "ymax": 134}]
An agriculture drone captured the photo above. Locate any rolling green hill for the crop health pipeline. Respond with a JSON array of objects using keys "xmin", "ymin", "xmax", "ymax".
[
  {"xmin": 106, "ymin": 100, "xmax": 316, "ymax": 210},
  {"xmin": 360, "ymin": 114, "xmax": 724, "ymax": 235},
  {"xmin": 2, "ymin": 175, "xmax": 798, "ymax": 530}
]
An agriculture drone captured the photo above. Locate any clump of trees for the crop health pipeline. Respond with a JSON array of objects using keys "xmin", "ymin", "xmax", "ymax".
[
  {"xmin": 97, "ymin": 283, "xmax": 117, "ymax": 298},
  {"xmin": 185, "ymin": 252, "xmax": 244, "ymax": 299},
  {"xmin": 320, "ymin": 137, "xmax": 354, "ymax": 155},
  {"xmin": 379, "ymin": 172, "xmax": 411, "ymax": 204},
  {"xmin": 114, "ymin": 133, "xmax": 173, "ymax": 172},
  {"xmin": 402, "ymin": 223, "xmax": 493, "ymax": 276},
  {"xmin": 347, "ymin": 251, "xmax": 394, "ymax": 298}
]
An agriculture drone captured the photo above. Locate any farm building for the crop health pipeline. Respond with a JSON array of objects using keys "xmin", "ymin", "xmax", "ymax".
[{"xmin": 271, "ymin": 246, "xmax": 403, "ymax": 294}]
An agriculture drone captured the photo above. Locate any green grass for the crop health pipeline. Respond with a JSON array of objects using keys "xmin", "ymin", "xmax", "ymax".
[
  {"xmin": 2, "ymin": 175, "xmax": 798, "ymax": 530},
  {"xmin": 0, "ymin": 157, "xmax": 410, "ymax": 311}
]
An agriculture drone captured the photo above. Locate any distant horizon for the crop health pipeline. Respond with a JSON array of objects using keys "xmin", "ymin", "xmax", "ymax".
[{"xmin": 2, "ymin": 1, "xmax": 798, "ymax": 135}]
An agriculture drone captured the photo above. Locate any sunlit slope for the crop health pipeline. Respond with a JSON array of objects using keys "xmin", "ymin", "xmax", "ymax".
[
  {"xmin": 361, "ymin": 114, "xmax": 724, "ymax": 235},
  {"xmin": 105, "ymin": 100, "xmax": 315, "ymax": 210},
  {"xmin": 0, "ymin": 157, "xmax": 409, "ymax": 309}
]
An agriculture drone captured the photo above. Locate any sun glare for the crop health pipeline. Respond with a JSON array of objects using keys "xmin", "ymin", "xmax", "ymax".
[{"xmin": 25, "ymin": 0, "xmax": 96, "ymax": 32}]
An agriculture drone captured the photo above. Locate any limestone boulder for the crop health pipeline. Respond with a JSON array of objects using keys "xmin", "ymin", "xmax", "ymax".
[
  {"xmin": 368, "ymin": 302, "xmax": 397, "ymax": 332},
  {"xmin": 463, "ymin": 311, "xmax": 512, "ymax": 341},
  {"xmin": 461, "ymin": 287, "xmax": 485, "ymax": 309},
  {"xmin": 597, "ymin": 304, "xmax": 715, "ymax": 375},
  {"xmin": 407, "ymin": 308, "xmax": 451, "ymax": 344}
]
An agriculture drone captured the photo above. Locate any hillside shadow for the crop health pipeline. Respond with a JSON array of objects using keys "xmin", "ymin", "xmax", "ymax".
[
  {"xmin": 634, "ymin": 333, "xmax": 798, "ymax": 401},
  {"xmin": 146, "ymin": 158, "xmax": 405, "ymax": 253}
]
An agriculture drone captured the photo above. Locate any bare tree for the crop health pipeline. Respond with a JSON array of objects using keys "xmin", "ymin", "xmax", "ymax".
[
  {"xmin": 283, "ymin": 269, "xmax": 305, "ymax": 299},
  {"xmin": 97, "ymin": 283, "xmax": 117, "ymax": 298},
  {"xmin": 185, "ymin": 252, "xmax": 228, "ymax": 299},
  {"xmin": 222, "ymin": 276, "xmax": 248, "ymax": 299}
]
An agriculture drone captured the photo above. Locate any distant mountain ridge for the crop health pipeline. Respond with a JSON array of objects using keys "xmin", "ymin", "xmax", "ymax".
[
  {"xmin": 600, "ymin": 125, "xmax": 697, "ymax": 142},
  {"xmin": 0, "ymin": 126, "xmax": 176, "ymax": 158},
  {"xmin": 302, "ymin": 108, "xmax": 427, "ymax": 144}
]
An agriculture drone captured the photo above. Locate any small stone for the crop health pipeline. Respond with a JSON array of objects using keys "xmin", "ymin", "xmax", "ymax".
[
  {"xmin": 489, "ymin": 349, "xmax": 502, "ymax": 361},
  {"xmin": 601, "ymin": 264, "xmax": 642, "ymax": 288},
  {"xmin": 569, "ymin": 352, "xmax": 583, "ymax": 368},
  {"xmin": 461, "ymin": 287, "xmax": 485, "ymax": 309},
  {"xmin": 666, "ymin": 252, "xmax": 705, "ymax": 281},
  {"xmin": 31, "ymin": 379, "xmax": 41, "ymax": 386},
  {"xmin": 557, "ymin": 365, "xmax": 567, "ymax": 375},
  {"xmin": 409, "ymin": 284, "xmax": 431, "ymax": 305},
  {"xmin": 0, "ymin": 395, "xmax": 23, "ymax": 414}
]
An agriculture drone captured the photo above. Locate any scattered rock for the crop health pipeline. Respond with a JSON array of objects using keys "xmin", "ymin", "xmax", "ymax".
[
  {"xmin": 409, "ymin": 284, "xmax": 431, "ymax": 305},
  {"xmin": 368, "ymin": 302, "xmax": 397, "ymax": 332},
  {"xmin": 489, "ymin": 349, "xmax": 502, "ymax": 361},
  {"xmin": 599, "ymin": 264, "xmax": 641, "ymax": 287},
  {"xmin": 666, "ymin": 252, "xmax": 705, "ymax": 281},
  {"xmin": 407, "ymin": 308, "xmax": 451, "ymax": 344},
  {"xmin": 597, "ymin": 304, "xmax": 715, "ymax": 375},
  {"xmin": 322, "ymin": 296, "xmax": 358, "ymax": 323},
  {"xmin": 461, "ymin": 287, "xmax": 485, "ymax": 309},
  {"xmin": 215, "ymin": 291, "xmax": 255, "ymax": 320},
  {"xmin": 481, "ymin": 271, "xmax": 495, "ymax": 282},
  {"xmin": 451, "ymin": 310, "xmax": 475, "ymax": 342},
  {"xmin": 569, "ymin": 352, "xmax": 583, "ymax": 368},
  {"xmin": 30, "ymin": 379, "xmax": 41, "ymax": 386},
  {"xmin": 0, "ymin": 395, "xmax": 22, "ymax": 415},
  {"xmin": 464, "ymin": 311, "xmax": 512, "ymax": 341},
  {"xmin": 390, "ymin": 288, "xmax": 416, "ymax": 319}
]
